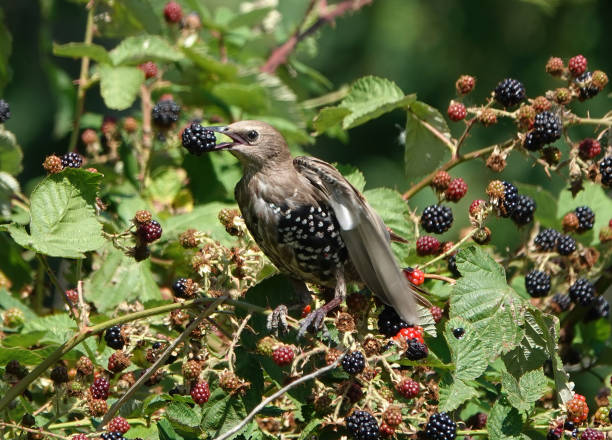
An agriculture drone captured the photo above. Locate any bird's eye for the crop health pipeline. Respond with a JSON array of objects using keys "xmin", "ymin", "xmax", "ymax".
[{"xmin": 246, "ymin": 130, "xmax": 259, "ymax": 142}]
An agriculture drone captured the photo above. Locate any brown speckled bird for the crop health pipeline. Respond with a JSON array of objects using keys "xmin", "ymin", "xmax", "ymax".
[{"xmin": 203, "ymin": 121, "xmax": 423, "ymax": 335}]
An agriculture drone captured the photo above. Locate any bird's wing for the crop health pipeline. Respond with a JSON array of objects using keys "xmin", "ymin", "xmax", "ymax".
[{"xmin": 293, "ymin": 156, "xmax": 423, "ymax": 324}]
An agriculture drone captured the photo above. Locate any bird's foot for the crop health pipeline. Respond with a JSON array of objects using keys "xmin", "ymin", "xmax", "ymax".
[
  {"xmin": 266, "ymin": 305, "xmax": 289, "ymax": 335},
  {"xmin": 297, "ymin": 297, "xmax": 342, "ymax": 338}
]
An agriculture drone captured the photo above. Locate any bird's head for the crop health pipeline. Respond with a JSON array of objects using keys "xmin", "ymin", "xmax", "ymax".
[{"xmin": 204, "ymin": 120, "xmax": 291, "ymax": 170}]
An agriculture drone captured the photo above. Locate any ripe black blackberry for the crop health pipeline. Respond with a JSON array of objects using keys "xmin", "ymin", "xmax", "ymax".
[
  {"xmin": 101, "ymin": 432, "xmax": 125, "ymax": 440},
  {"xmin": 534, "ymin": 228, "xmax": 560, "ymax": 251},
  {"xmin": 0, "ymin": 99, "xmax": 10, "ymax": 123},
  {"xmin": 551, "ymin": 293, "xmax": 571, "ymax": 312},
  {"xmin": 105, "ymin": 325, "xmax": 125, "ymax": 350},
  {"xmin": 346, "ymin": 410, "xmax": 380, "ymax": 440},
  {"xmin": 152, "ymin": 99, "xmax": 181, "ymax": 127},
  {"xmin": 377, "ymin": 306, "xmax": 409, "ymax": 337},
  {"xmin": 569, "ymin": 278, "xmax": 595, "ymax": 306},
  {"xmin": 181, "ymin": 123, "xmax": 217, "ymax": 155},
  {"xmin": 500, "ymin": 181, "xmax": 519, "ymax": 217},
  {"xmin": 511, "ymin": 194, "xmax": 536, "ymax": 225},
  {"xmin": 556, "ymin": 234, "xmax": 576, "ymax": 256},
  {"xmin": 525, "ymin": 270, "xmax": 551, "ymax": 297},
  {"xmin": 575, "ymin": 71, "xmax": 600, "ymax": 101},
  {"xmin": 532, "ymin": 111, "xmax": 562, "ymax": 146},
  {"xmin": 50, "ymin": 365, "xmax": 69, "ymax": 383},
  {"xmin": 452, "ymin": 328, "xmax": 465, "ymax": 339},
  {"xmin": 523, "ymin": 131, "xmax": 543, "ymax": 151},
  {"xmin": 61, "ymin": 152, "xmax": 83, "ymax": 169},
  {"xmin": 574, "ymin": 206, "xmax": 595, "ymax": 232},
  {"xmin": 600, "ymin": 156, "xmax": 612, "ymax": 186},
  {"xmin": 494, "ymin": 78, "xmax": 526, "ymax": 107},
  {"xmin": 420, "ymin": 204, "xmax": 453, "ymax": 234},
  {"xmin": 405, "ymin": 338, "xmax": 428, "ymax": 360},
  {"xmin": 342, "ymin": 351, "xmax": 366, "ymax": 375},
  {"xmin": 585, "ymin": 296, "xmax": 610, "ymax": 321},
  {"xmin": 172, "ymin": 278, "xmax": 189, "ymax": 298},
  {"xmin": 424, "ymin": 412, "xmax": 457, "ymax": 440}
]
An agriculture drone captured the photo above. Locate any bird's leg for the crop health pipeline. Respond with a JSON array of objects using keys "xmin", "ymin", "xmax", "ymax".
[
  {"xmin": 298, "ymin": 267, "xmax": 346, "ymax": 338},
  {"xmin": 266, "ymin": 279, "xmax": 313, "ymax": 335}
]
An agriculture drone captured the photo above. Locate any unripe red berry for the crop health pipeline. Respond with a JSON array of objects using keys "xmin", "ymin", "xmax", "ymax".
[
  {"xmin": 430, "ymin": 306, "xmax": 443, "ymax": 323},
  {"xmin": 81, "ymin": 129, "xmax": 98, "ymax": 145},
  {"xmin": 445, "ymin": 177, "xmax": 468, "ymax": 202},
  {"xmin": 65, "ymin": 289, "xmax": 78, "ymax": 303},
  {"xmin": 578, "ymin": 138, "xmax": 601, "ymax": 160},
  {"xmin": 478, "ymin": 108, "xmax": 497, "ymax": 126},
  {"xmin": 163, "ymin": 1, "xmax": 182, "ymax": 23},
  {"xmin": 447, "ymin": 101, "xmax": 467, "ymax": 122},
  {"xmin": 431, "ymin": 170, "xmax": 451, "ymax": 191},
  {"xmin": 568, "ymin": 55, "xmax": 588, "ymax": 77},
  {"xmin": 455, "ymin": 75, "xmax": 475, "ymax": 95},
  {"xmin": 416, "ymin": 235, "xmax": 441, "ymax": 256},
  {"xmin": 139, "ymin": 61, "xmax": 158, "ymax": 79},
  {"xmin": 532, "ymin": 96, "xmax": 552, "ymax": 113},
  {"xmin": 395, "ymin": 378, "xmax": 419, "ymax": 399},
  {"xmin": 190, "ymin": 380, "xmax": 210, "ymax": 405},
  {"xmin": 469, "ymin": 199, "xmax": 487, "ymax": 217},
  {"xmin": 107, "ymin": 416, "xmax": 130, "ymax": 434},
  {"xmin": 272, "ymin": 345, "xmax": 295, "ymax": 366},
  {"xmin": 545, "ymin": 57, "xmax": 564, "ymax": 76},
  {"xmin": 403, "ymin": 268, "xmax": 424, "ymax": 286}
]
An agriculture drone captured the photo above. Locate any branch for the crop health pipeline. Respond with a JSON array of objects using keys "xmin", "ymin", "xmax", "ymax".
[
  {"xmin": 213, "ymin": 354, "xmax": 344, "ymax": 440},
  {"xmin": 99, "ymin": 296, "xmax": 228, "ymax": 428},
  {"xmin": 261, "ymin": 0, "xmax": 373, "ymax": 74},
  {"xmin": 0, "ymin": 423, "xmax": 68, "ymax": 440}
]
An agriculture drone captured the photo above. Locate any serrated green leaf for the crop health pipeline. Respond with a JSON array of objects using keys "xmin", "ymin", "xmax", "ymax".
[
  {"xmin": 158, "ymin": 418, "xmax": 184, "ymax": 440},
  {"xmin": 99, "ymin": 64, "xmax": 144, "ymax": 110},
  {"xmin": 200, "ymin": 389, "xmax": 248, "ymax": 437},
  {"xmin": 110, "ymin": 35, "xmax": 184, "ymax": 65},
  {"xmin": 338, "ymin": 76, "xmax": 415, "ymax": 129},
  {"xmin": 10, "ymin": 169, "xmax": 104, "ymax": 258},
  {"xmin": 84, "ymin": 245, "xmax": 161, "ymax": 311},
  {"xmin": 212, "ymin": 83, "xmax": 268, "ymax": 113},
  {"xmin": 0, "ymin": 289, "xmax": 37, "ymax": 321},
  {"xmin": 23, "ymin": 313, "xmax": 77, "ymax": 344},
  {"xmin": 487, "ymin": 400, "xmax": 527, "ymax": 440},
  {"xmin": 404, "ymin": 100, "xmax": 451, "ymax": 182},
  {"xmin": 445, "ymin": 318, "xmax": 488, "ymax": 380},
  {"xmin": 438, "ymin": 374, "xmax": 479, "ymax": 412},
  {"xmin": 182, "ymin": 44, "xmax": 238, "ymax": 78},
  {"xmin": 502, "ymin": 368, "xmax": 548, "ymax": 412},
  {"xmin": 53, "ymin": 42, "xmax": 111, "ymax": 64},
  {"xmin": 166, "ymin": 402, "xmax": 201, "ymax": 431},
  {"xmin": 0, "ymin": 347, "xmax": 45, "ymax": 365},
  {"xmin": 0, "ymin": 128, "xmax": 23, "ymax": 175},
  {"xmin": 558, "ymin": 182, "xmax": 612, "ymax": 245},
  {"xmin": 336, "ymin": 164, "xmax": 366, "ymax": 192},
  {"xmin": 299, "ymin": 418, "xmax": 323, "ymax": 440},
  {"xmin": 312, "ymin": 107, "xmax": 351, "ymax": 134},
  {"xmin": 125, "ymin": 424, "xmax": 158, "ymax": 440}
]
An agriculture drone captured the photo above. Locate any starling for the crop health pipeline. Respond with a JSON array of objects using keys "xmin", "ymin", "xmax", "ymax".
[{"xmin": 198, "ymin": 121, "xmax": 424, "ymax": 335}]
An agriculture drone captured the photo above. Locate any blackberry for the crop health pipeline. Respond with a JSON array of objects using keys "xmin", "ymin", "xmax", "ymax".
[
  {"xmin": 585, "ymin": 296, "xmax": 609, "ymax": 321},
  {"xmin": 190, "ymin": 380, "xmax": 210, "ymax": 404},
  {"xmin": 533, "ymin": 111, "xmax": 562, "ymax": 145},
  {"xmin": 61, "ymin": 152, "xmax": 83, "ymax": 169},
  {"xmin": 342, "ymin": 351, "xmax": 366, "ymax": 375},
  {"xmin": 580, "ymin": 429, "xmax": 604, "ymax": 440},
  {"xmin": 525, "ymin": 270, "xmax": 551, "ymax": 297},
  {"xmin": 569, "ymin": 278, "xmax": 595, "ymax": 306},
  {"xmin": 575, "ymin": 71, "xmax": 599, "ymax": 101},
  {"xmin": 556, "ymin": 234, "xmax": 576, "ymax": 256},
  {"xmin": 524, "ymin": 131, "xmax": 543, "ymax": 151},
  {"xmin": 405, "ymin": 338, "xmax": 428, "ymax": 360},
  {"xmin": 600, "ymin": 156, "xmax": 612, "ymax": 186},
  {"xmin": 445, "ymin": 177, "xmax": 468, "ymax": 202},
  {"xmin": 182, "ymin": 123, "xmax": 217, "ymax": 155},
  {"xmin": 534, "ymin": 228, "xmax": 560, "ymax": 251},
  {"xmin": 101, "ymin": 433, "xmax": 125, "ymax": 440},
  {"xmin": 0, "ymin": 99, "xmax": 10, "ymax": 123},
  {"xmin": 416, "ymin": 235, "xmax": 441, "ymax": 256},
  {"xmin": 448, "ymin": 255, "xmax": 461, "ymax": 277},
  {"xmin": 172, "ymin": 278, "xmax": 190, "ymax": 298},
  {"xmin": 395, "ymin": 378, "xmax": 419, "ymax": 399},
  {"xmin": 452, "ymin": 328, "xmax": 465, "ymax": 338},
  {"xmin": 50, "ymin": 365, "xmax": 69, "ymax": 383},
  {"xmin": 163, "ymin": 1, "xmax": 183, "ymax": 23},
  {"xmin": 346, "ymin": 410, "xmax": 380, "ymax": 440},
  {"xmin": 424, "ymin": 412, "xmax": 457, "ymax": 440},
  {"xmin": 90, "ymin": 377, "xmax": 110, "ymax": 400},
  {"xmin": 500, "ymin": 181, "xmax": 519, "ymax": 217},
  {"xmin": 152, "ymin": 99, "xmax": 180, "ymax": 127},
  {"xmin": 21, "ymin": 414, "xmax": 35, "ymax": 427},
  {"xmin": 494, "ymin": 78, "xmax": 526, "ymax": 107},
  {"xmin": 138, "ymin": 220, "xmax": 162, "ymax": 243},
  {"xmin": 551, "ymin": 293, "xmax": 572, "ymax": 312},
  {"xmin": 420, "ymin": 204, "xmax": 453, "ymax": 234},
  {"xmin": 377, "ymin": 306, "xmax": 409, "ymax": 337},
  {"xmin": 547, "ymin": 428, "xmax": 562, "ymax": 440},
  {"xmin": 574, "ymin": 206, "xmax": 595, "ymax": 232},
  {"xmin": 105, "ymin": 325, "xmax": 125, "ymax": 350},
  {"xmin": 511, "ymin": 194, "xmax": 536, "ymax": 225}
]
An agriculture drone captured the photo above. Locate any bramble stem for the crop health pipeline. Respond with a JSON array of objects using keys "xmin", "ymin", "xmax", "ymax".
[{"xmin": 421, "ymin": 228, "xmax": 478, "ymax": 269}]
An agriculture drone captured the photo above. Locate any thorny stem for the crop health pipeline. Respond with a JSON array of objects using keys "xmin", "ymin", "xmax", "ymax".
[
  {"xmin": 139, "ymin": 83, "xmax": 154, "ymax": 187},
  {"xmin": 67, "ymin": 4, "xmax": 94, "ymax": 153},
  {"xmin": 48, "ymin": 418, "xmax": 146, "ymax": 430},
  {"xmin": 0, "ymin": 423, "xmax": 68, "ymax": 440},
  {"xmin": 36, "ymin": 254, "xmax": 80, "ymax": 323},
  {"xmin": 420, "ymin": 228, "xmax": 479, "ymax": 269},
  {"xmin": 226, "ymin": 313, "xmax": 252, "ymax": 373}
]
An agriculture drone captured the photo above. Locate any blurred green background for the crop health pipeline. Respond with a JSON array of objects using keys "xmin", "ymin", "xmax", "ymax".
[{"xmin": 1, "ymin": 0, "xmax": 611, "ymax": 249}]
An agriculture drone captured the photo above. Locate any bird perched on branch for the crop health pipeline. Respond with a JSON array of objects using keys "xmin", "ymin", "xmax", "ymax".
[{"xmin": 189, "ymin": 120, "xmax": 425, "ymax": 335}]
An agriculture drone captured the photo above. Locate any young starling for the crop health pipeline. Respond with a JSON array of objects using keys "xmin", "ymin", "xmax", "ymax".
[{"xmin": 199, "ymin": 121, "xmax": 423, "ymax": 335}]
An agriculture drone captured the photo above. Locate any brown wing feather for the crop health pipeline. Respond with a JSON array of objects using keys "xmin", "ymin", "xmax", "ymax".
[{"xmin": 293, "ymin": 156, "xmax": 427, "ymax": 323}]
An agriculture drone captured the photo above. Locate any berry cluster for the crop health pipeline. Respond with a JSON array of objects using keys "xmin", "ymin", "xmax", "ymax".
[{"xmin": 486, "ymin": 180, "xmax": 535, "ymax": 225}]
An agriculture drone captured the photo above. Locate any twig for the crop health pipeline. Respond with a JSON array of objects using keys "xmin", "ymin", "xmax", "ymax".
[
  {"xmin": 48, "ymin": 418, "xmax": 145, "ymax": 430},
  {"xmin": 99, "ymin": 296, "xmax": 228, "ymax": 428},
  {"xmin": 67, "ymin": 4, "xmax": 95, "ymax": 153},
  {"xmin": 213, "ymin": 354, "xmax": 344, "ymax": 440},
  {"xmin": 0, "ymin": 423, "xmax": 68, "ymax": 440},
  {"xmin": 76, "ymin": 279, "xmax": 90, "ymax": 328},
  {"xmin": 420, "ymin": 228, "xmax": 478, "ymax": 269},
  {"xmin": 139, "ymin": 84, "xmax": 153, "ymax": 187},
  {"xmin": 261, "ymin": 0, "xmax": 373, "ymax": 74},
  {"xmin": 423, "ymin": 273, "xmax": 456, "ymax": 284},
  {"xmin": 226, "ymin": 313, "xmax": 252, "ymax": 373}
]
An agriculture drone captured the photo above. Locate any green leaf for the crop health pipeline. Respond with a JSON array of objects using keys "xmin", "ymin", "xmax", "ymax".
[
  {"xmin": 338, "ymin": 76, "xmax": 415, "ymax": 129},
  {"xmin": 312, "ymin": 107, "xmax": 351, "ymax": 134},
  {"xmin": 336, "ymin": 164, "xmax": 366, "ymax": 192},
  {"xmin": 110, "ymin": 35, "xmax": 184, "ymax": 65},
  {"xmin": 558, "ymin": 182, "xmax": 612, "ymax": 245},
  {"xmin": 52, "ymin": 42, "xmax": 111, "ymax": 64},
  {"xmin": 502, "ymin": 368, "xmax": 548, "ymax": 412},
  {"xmin": 125, "ymin": 424, "xmax": 158, "ymax": 440},
  {"xmin": 99, "ymin": 64, "xmax": 144, "ymax": 110},
  {"xmin": 200, "ymin": 389, "xmax": 248, "ymax": 437},
  {"xmin": 0, "ymin": 347, "xmax": 46, "ymax": 366},
  {"xmin": 487, "ymin": 400, "xmax": 527, "ymax": 440},
  {"xmin": 0, "ymin": 289, "xmax": 37, "ymax": 321},
  {"xmin": 9, "ymin": 169, "xmax": 104, "ymax": 258},
  {"xmin": 404, "ymin": 100, "xmax": 451, "ymax": 182},
  {"xmin": 23, "ymin": 313, "xmax": 77, "ymax": 344},
  {"xmin": 518, "ymin": 184, "xmax": 558, "ymax": 229},
  {"xmin": 158, "ymin": 418, "xmax": 184, "ymax": 440},
  {"xmin": 444, "ymin": 318, "xmax": 489, "ymax": 381},
  {"xmin": 182, "ymin": 43, "xmax": 238, "ymax": 78},
  {"xmin": 166, "ymin": 402, "xmax": 201, "ymax": 432},
  {"xmin": 0, "ymin": 128, "xmax": 23, "ymax": 175},
  {"xmin": 0, "ymin": 172, "xmax": 19, "ymax": 219},
  {"xmin": 84, "ymin": 244, "xmax": 161, "ymax": 312},
  {"xmin": 0, "ymin": 8, "xmax": 13, "ymax": 91},
  {"xmin": 211, "ymin": 83, "xmax": 268, "ymax": 113},
  {"xmin": 438, "ymin": 374, "xmax": 478, "ymax": 412},
  {"xmin": 299, "ymin": 418, "xmax": 324, "ymax": 440},
  {"xmin": 228, "ymin": 7, "xmax": 273, "ymax": 27}
]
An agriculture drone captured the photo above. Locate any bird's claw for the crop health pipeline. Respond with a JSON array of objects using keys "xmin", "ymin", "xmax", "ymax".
[
  {"xmin": 298, "ymin": 308, "xmax": 330, "ymax": 339},
  {"xmin": 266, "ymin": 305, "xmax": 289, "ymax": 335}
]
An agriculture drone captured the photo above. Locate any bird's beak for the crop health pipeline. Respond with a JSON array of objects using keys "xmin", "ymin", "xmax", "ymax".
[{"xmin": 202, "ymin": 126, "xmax": 246, "ymax": 151}]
